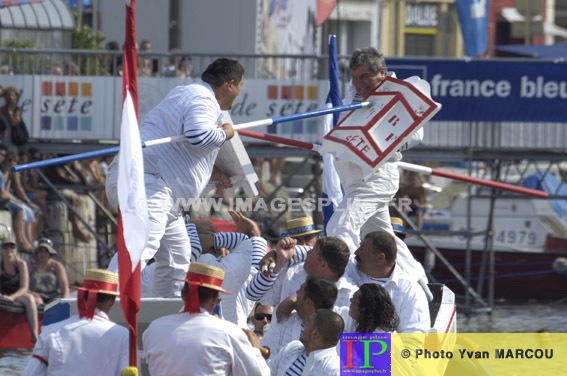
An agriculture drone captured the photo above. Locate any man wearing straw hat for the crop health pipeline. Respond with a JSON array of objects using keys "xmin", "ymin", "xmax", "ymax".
[
  {"xmin": 105, "ymin": 58, "xmax": 244, "ymax": 298},
  {"xmin": 283, "ymin": 216, "xmax": 322, "ymax": 246},
  {"xmin": 249, "ymin": 216, "xmax": 322, "ymax": 278},
  {"xmin": 246, "ymin": 226, "xmax": 357, "ymax": 315},
  {"xmin": 143, "ymin": 262, "xmax": 269, "ymax": 375},
  {"xmin": 23, "ymin": 269, "xmax": 129, "ymax": 376},
  {"xmin": 391, "ymin": 216, "xmax": 410, "ymax": 241}
]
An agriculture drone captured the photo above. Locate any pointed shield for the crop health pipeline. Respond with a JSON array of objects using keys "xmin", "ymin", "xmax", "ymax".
[{"xmin": 319, "ymin": 76, "xmax": 442, "ymax": 179}]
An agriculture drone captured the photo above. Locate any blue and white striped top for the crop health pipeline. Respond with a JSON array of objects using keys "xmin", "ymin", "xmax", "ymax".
[{"xmin": 139, "ymin": 82, "xmax": 227, "ymax": 202}]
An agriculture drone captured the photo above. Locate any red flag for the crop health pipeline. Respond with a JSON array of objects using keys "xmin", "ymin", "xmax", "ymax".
[
  {"xmin": 316, "ymin": 0, "xmax": 336, "ymax": 26},
  {"xmin": 118, "ymin": 0, "xmax": 149, "ymax": 369}
]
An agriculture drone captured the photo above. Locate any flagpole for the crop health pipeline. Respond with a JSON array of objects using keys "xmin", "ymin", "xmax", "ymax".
[
  {"xmin": 12, "ymin": 102, "xmax": 371, "ymax": 173},
  {"xmin": 322, "ymin": 34, "xmax": 344, "ymax": 234},
  {"xmin": 119, "ymin": 0, "xmax": 146, "ymax": 371}
]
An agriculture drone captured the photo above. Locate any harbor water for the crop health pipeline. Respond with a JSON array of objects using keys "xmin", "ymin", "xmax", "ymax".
[{"xmin": 2, "ymin": 302, "xmax": 566, "ymax": 374}]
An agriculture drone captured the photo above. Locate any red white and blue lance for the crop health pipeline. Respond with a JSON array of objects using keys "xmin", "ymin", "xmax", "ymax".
[
  {"xmin": 237, "ymin": 129, "xmax": 548, "ymax": 199},
  {"xmin": 12, "ymin": 101, "xmax": 371, "ymax": 173}
]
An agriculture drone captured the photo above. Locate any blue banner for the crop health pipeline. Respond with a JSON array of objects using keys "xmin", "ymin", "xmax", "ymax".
[
  {"xmin": 456, "ymin": 0, "xmax": 489, "ymax": 57},
  {"xmin": 387, "ymin": 58, "xmax": 567, "ymax": 122}
]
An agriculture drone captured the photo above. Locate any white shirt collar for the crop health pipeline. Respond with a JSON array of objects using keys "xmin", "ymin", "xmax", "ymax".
[{"xmin": 308, "ymin": 346, "xmax": 337, "ymax": 361}]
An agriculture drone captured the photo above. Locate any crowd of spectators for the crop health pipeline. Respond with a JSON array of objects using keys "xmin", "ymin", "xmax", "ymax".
[
  {"xmin": 104, "ymin": 39, "xmax": 193, "ymax": 79},
  {"xmin": 0, "ymin": 234, "xmax": 70, "ymax": 343}
]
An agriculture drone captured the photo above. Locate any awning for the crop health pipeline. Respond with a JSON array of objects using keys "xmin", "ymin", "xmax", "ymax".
[
  {"xmin": 494, "ymin": 43, "xmax": 567, "ymax": 58},
  {"xmin": 0, "ymin": 0, "xmax": 74, "ymax": 30}
]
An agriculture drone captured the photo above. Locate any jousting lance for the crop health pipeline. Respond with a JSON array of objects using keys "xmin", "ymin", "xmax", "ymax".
[
  {"xmin": 12, "ymin": 101, "xmax": 371, "ymax": 173},
  {"xmin": 237, "ymin": 129, "xmax": 549, "ymax": 199}
]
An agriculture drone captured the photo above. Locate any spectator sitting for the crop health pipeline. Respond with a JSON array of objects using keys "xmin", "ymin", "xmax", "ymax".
[
  {"xmin": 4, "ymin": 152, "xmax": 41, "ymax": 241},
  {"xmin": 398, "ymin": 172, "xmax": 427, "ymax": 229},
  {"xmin": 0, "ymin": 86, "xmax": 27, "ymax": 152},
  {"xmin": 28, "ymin": 238, "xmax": 70, "ymax": 305},
  {"xmin": 18, "ymin": 150, "xmax": 53, "ymax": 234},
  {"xmin": 0, "ymin": 234, "xmax": 39, "ymax": 342},
  {"xmin": 0, "ymin": 147, "xmax": 37, "ymax": 250}
]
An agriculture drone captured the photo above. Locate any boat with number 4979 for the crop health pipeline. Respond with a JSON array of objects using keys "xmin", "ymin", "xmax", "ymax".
[{"xmin": 406, "ymin": 172, "xmax": 567, "ymax": 300}]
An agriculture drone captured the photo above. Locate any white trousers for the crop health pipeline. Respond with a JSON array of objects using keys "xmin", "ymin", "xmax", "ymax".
[
  {"xmin": 327, "ymin": 161, "xmax": 427, "ymax": 282},
  {"xmin": 106, "ymin": 163, "xmax": 190, "ymax": 297}
]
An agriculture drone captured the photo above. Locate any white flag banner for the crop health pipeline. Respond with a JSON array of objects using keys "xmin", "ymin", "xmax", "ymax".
[{"xmin": 117, "ymin": 91, "xmax": 149, "ymax": 271}]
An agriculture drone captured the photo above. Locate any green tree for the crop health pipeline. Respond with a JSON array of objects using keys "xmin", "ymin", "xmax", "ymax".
[{"xmin": 71, "ymin": 26, "xmax": 107, "ymax": 76}]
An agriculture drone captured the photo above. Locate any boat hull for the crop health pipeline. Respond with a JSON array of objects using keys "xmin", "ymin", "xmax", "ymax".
[
  {"xmin": 0, "ymin": 299, "xmax": 43, "ymax": 349},
  {"xmin": 410, "ymin": 246, "xmax": 567, "ymax": 300}
]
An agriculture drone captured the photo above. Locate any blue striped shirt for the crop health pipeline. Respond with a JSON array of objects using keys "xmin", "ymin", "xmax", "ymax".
[{"xmin": 140, "ymin": 82, "xmax": 226, "ymax": 202}]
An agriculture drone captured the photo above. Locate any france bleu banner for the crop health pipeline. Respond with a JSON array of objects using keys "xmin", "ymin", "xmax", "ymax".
[
  {"xmin": 322, "ymin": 35, "xmax": 343, "ymax": 234},
  {"xmin": 387, "ymin": 58, "xmax": 567, "ymax": 122},
  {"xmin": 456, "ymin": 0, "xmax": 489, "ymax": 57}
]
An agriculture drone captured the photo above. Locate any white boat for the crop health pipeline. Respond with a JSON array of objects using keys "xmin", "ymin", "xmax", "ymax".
[{"xmin": 405, "ymin": 172, "xmax": 567, "ymax": 300}]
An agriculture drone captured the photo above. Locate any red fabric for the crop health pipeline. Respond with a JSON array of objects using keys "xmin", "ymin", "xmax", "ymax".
[
  {"xmin": 182, "ymin": 273, "xmax": 226, "ymax": 313},
  {"xmin": 238, "ymin": 130, "xmax": 316, "ymax": 150},
  {"xmin": 83, "ymin": 280, "xmax": 118, "ymax": 293},
  {"xmin": 32, "ymin": 354, "xmax": 48, "ymax": 366},
  {"xmin": 316, "ymin": 0, "xmax": 336, "ymax": 26},
  {"xmin": 118, "ymin": 0, "xmax": 141, "ymax": 368},
  {"xmin": 183, "ymin": 285, "xmax": 201, "ymax": 313},
  {"xmin": 186, "ymin": 272, "xmax": 225, "ymax": 289},
  {"xmin": 77, "ymin": 289, "xmax": 98, "ymax": 320}
]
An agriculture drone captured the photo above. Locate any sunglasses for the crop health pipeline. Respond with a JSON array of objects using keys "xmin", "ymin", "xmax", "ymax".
[
  {"xmin": 2, "ymin": 244, "xmax": 16, "ymax": 249},
  {"xmin": 254, "ymin": 313, "xmax": 272, "ymax": 321}
]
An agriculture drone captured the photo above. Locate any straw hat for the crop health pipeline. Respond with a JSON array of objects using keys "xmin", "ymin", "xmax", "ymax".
[
  {"xmin": 72, "ymin": 269, "xmax": 119, "ymax": 319},
  {"xmin": 36, "ymin": 238, "xmax": 57, "ymax": 256},
  {"xmin": 391, "ymin": 217, "xmax": 410, "ymax": 239},
  {"xmin": 180, "ymin": 262, "xmax": 232, "ymax": 295},
  {"xmin": 178, "ymin": 262, "xmax": 232, "ymax": 314},
  {"xmin": 285, "ymin": 217, "xmax": 322, "ymax": 238}
]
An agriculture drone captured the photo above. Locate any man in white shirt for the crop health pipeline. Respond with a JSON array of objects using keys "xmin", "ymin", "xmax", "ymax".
[
  {"xmin": 24, "ymin": 269, "xmax": 129, "ymax": 376},
  {"xmin": 106, "ymin": 58, "xmax": 243, "ymax": 297},
  {"xmin": 348, "ymin": 231, "xmax": 430, "ymax": 334},
  {"xmin": 143, "ymin": 262, "xmax": 269, "ymax": 376},
  {"xmin": 268, "ymin": 309, "xmax": 343, "ymax": 376},
  {"xmin": 246, "ymin": 236, "xmax": 357, "ymax": 311},
  {"xmin": 261, "ymin": 275, "xmax": 337, "ymax": 358},
  {"xmin": 324, "ymin": 47, "xmax": 431, "ymax": 301}
]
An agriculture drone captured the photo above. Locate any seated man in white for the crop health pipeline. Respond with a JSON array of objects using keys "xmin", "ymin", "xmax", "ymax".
[
  {"xmin": 268, "ymin": 309, "xmax": 343, "ymax": 376},
  {"xmin": 348, "ymin": 231, "xmax": 430, "ymax": 333},
  {"xmin": 265, "ymin": 231, "xmax": 430, "ymax": 334},
  {"xmin": 246, "ymin": 234, "xmax": 357, "ymax": 312},
  {"xmin": 261, "ymin": 275, "xmax": 337, "ymax": 358}
]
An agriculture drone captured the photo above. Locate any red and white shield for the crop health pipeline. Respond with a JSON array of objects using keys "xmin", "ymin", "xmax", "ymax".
[{"xmin": 319, "ymin": 76, "xmax": 441, "ymax": 180}]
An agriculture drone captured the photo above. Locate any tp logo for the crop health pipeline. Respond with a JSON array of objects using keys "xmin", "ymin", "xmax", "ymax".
[{"xmin": 340, "ymin": 333, "xmax": 391, "ymax": 374}]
